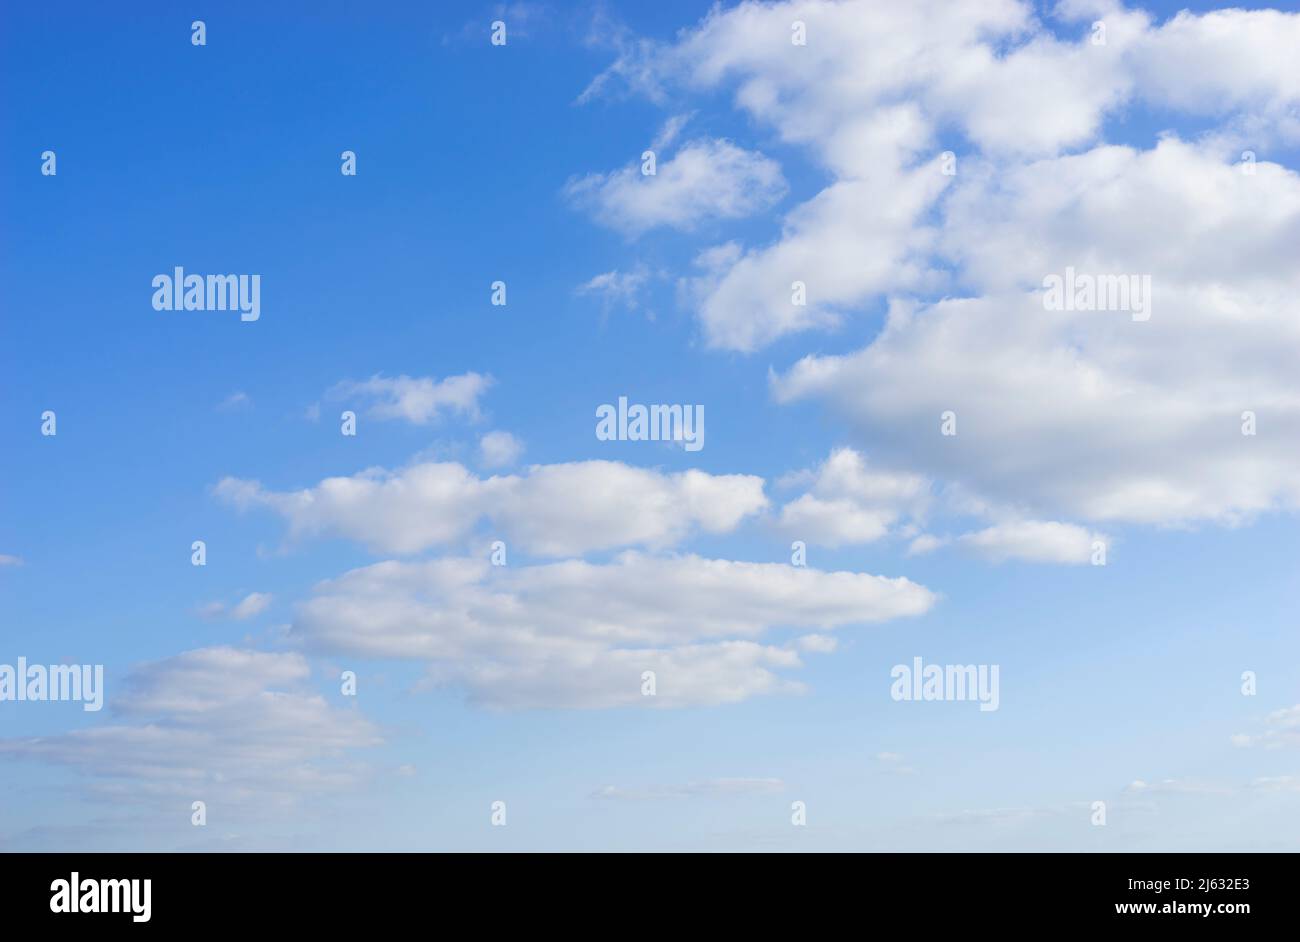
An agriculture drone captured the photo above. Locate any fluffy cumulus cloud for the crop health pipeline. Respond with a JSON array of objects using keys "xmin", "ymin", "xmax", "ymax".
[
  {"xmin": 290, "ymin": 552, "xmax": 936, "ymax": 709},
  {"xmin": 478, "ymin": 430, "xmax": 524, "ymax": 469},
  {"xmin": 594, "ymin": 0, "xmax": 1300, "ymax": 166},
  {"xmin": 774, "ymin": 448, "xmax": 1105, "ymax": 563},
  {"xmin": 772, "ymin": 138, "xmax": 1300, "ymax": 526},
  {"xmin": 1126, "ymin": 6, "xmax": 1300, "ymax": 122},
  {"xmin": 680, "ymin": 104, "xmax": 951, "ymax": 351},
  {"xmin": 587, "ymin": 0, "xmax": 1090, "ymax": 348},
  {"xmin": 580, "ymin": 0, "xmax": 1300, "ymax": 531},
  {"xmin": 211, "ymin": 444, "xmax": 938, "ymax": 709},
  {"xmin": 564, "ymin": 138, "xmax": 786, "ymax": 236},
  {"xmin": 0, "ymin": 647, "xmax": 380, "ymax": 809},
  {"xmin": 216, "ymin": 457, "xmax": 768, "ymax": 557},
  {"xmin": 955, "ymin": 521, "xmax": 1105, "ymax": 565},
  {"xmin": 777, "ymin": 447, "xmax": 929, "ymax": 547}
]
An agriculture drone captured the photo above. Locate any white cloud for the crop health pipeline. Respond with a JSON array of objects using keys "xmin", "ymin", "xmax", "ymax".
[
  {"xmin": 0, "ymin": 555, "xmax": 23, "ymax": 567},
  {"xmin": 585, "ymin": 1, "xmax": 1300, "ymax": 529},
  {"xmin": 956, "ymin": 521, "xmax": 1105, "ymax": 565},
  {"xmin": 290, "ymin": 551, "xmax": 936, "ymax": 709},
  {"xmin": 795, "ymin": 633, "xmax": 837, "ymax": 653},
  {"xmin": 582, "ymin": 0, "xmax": 1300, "ymax": 372},
  {"xmin": 782, "ymin": 493, "xmax": 902, "ymax": 545},
  {"xmin": 478, "ymin": 431, "xmax": 524, "ymax": 469},
  {"xmin": 1128, "ymin": 9, "xmax": 1300, "ymax": 121},
  {"xmin": 327, "ymin": 372, "xmax": 492, "ymax": 425},
  {"xmin": 1232, "ymin": 705, "xmax": 1300, "ymax": 749},
  {"xmin": 216, "ymin": 391, "xmax": 252, "ymax": 412},
  {"xmin": 773, "ymin": 142, "xmax": 1300, "ymax": 526},
  {"xmin": 0, "ymin": 647, "xmax": 380, "ymax": 810},
  {"xmin": 576, "ymin": 7, "xmax": 672, "ymax": 105},
  {"xmin": 231, "ymin": 592, "xmax": 273, "ymax": 620},
  {"xmin": 652, "ymin": 112, "xmax": 693, "ymax": 150},
  {"xmin": 765, "ymin": 131, "xmax": 1300, "ymax": 528},
  {"xmin": 564, "ymin": 138, "xmax": 786, "ymax": 236},
  {"xmin": 777, "ymin": 448, "xmax": 928, "ymax": 547},
  {"xmin": 581, "ymin": 1, "xmax": 1044, "ymax": 348},
  {"xmin": 940, "ymin": 137, "xmax": 1300, "ymax": 301},
  {"xmin": 197, "ymin": 592, "xmax": 274, "ymax": 621},
  {"xmin": 577, "ymin": 266, "xmax": 665, "ymax": 320},
  {"xmin": 592, "ymin": 1, "xmax": 1300, "ymax": 160},
  {"xmin": 576, "ymin": 266, "xmax": 653, "ymax": 315},
  {"xmin": 578, "ymin": 268, "xmax": 648, "ymax": 297},
  {"xmin": 217, "ymin": 458, "xmax": 768, "ymax": 557},
  {"xmin": 684, "ymin": 108, "xmax": 950, "ymax": 351},
  {"xmin": 906, "ymin": 534, "xmax": 947, "ymax": 557}
]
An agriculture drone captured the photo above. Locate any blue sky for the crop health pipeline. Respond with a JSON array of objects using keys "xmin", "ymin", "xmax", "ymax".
[{"xmin": 3, "ymin": 0, "xmax": 1300, "ymax": 851}]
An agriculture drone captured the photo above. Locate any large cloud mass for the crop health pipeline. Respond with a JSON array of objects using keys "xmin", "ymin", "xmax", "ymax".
[
  {"xmin": 585, "ymin": 0, "xmax": 1300, "ymax": 527},
  {"xmin": 292, "ymin": 552, "xmax": 936, "ymax": 709}
]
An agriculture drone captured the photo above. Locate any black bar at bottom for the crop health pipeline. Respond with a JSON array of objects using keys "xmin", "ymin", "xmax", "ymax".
[{"xmin": 0, "ymin": 852, "xmax": 1286, "ymax": 929}]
